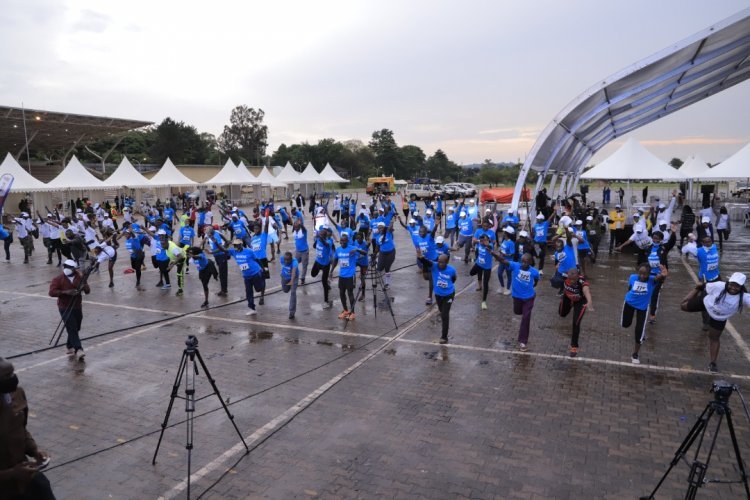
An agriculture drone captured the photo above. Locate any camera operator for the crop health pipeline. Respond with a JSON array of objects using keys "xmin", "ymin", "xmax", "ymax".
[
  {"xmin": 0, "ymin": 358, "xmax": 55, "ymax": 500},
  {"xmin": 48, "ymin": 259, "xmax": 91, "ymax": 361}
]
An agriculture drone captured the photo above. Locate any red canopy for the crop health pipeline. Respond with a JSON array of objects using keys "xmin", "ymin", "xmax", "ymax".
[{"xmin": 480, "ymin": 187, "xmax": 531, "ymax": 203}]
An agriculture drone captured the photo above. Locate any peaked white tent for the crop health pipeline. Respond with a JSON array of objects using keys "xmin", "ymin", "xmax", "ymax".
[
  {"xmin": 148, "ymin": 158, "xmax": 197, "ymax": 187},
  {"xmin": 580, "ymin": 138, "xmax": 687, "ymax": 181},
  {"xmin": 297, "ymin": 162, "xmax": 322, "ymax": 183},
  {"xmin": 699, "ymin": 142, "xmax": 750, "ymax": 180},
  {"xmin": 319, "ymin": 163, "xmax": 349, "ymax": 183},
  {"xmin": 236, "ymin": 161, "xmax": 261, "ymax": 184},
  {"xmin": 205, "ymin": 158, "xmax": 245, "ymax": 185},
  {"xmin": 101, "ymin": 156, "xmax": 153, "ymax": 188},
  {"xmin": 256, "ymin": 166, "xmax": 286, "ymax": 188},
  {"xmin": 0, "ymin": 153, "xmax": 49, "ymax": 192},
  {"xmin": 678, "ymin": 154, "xmax": 710, "ymax": 179},
  {"xmin": 47, "ymin": 155, "xmax": 108, "ymax": 190},
  {"xmin": 275, "ymin": 162, "xmax": 303, "ymax": 183}
]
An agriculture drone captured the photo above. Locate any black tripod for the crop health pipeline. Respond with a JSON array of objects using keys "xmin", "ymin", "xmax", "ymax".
[
  {"xmin": 152, "ymin": 335, "xmax": 249, "ymax": 499},
  {"xmin": 351, "ymin": 253, "xmax": 398, "ymax": 329},
  {"xmin": 49, "ymin": 260, "xmax": 95, "ymax": 347},
  {"xmin": 642, "ymin": 380, "xmax": 750, "ymax": 499}
]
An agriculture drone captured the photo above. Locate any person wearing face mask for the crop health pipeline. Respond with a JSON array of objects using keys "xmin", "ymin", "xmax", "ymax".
[
  {"xmin": 681, "ymin": 273, "xmax": 750, "ymax": 372},
  {"xmin": 607, "ymin": 205, "xmax": 626, "ymax": 254},
  {"xmin": 0, "ymin": 358, "xmax": 54, "ymax": 500},
  {"xmin": 643, "ymin": 227, "xmax": 677, "ymax": 324},
  {"xmin": 48, "ymin": 259, "xmax": 91, "ymax": 361}
]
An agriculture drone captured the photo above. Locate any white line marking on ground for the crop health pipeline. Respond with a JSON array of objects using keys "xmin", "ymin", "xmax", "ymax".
[{"xmin": 680, "ymin": 256, "xmax": 750, "ymax": 363}]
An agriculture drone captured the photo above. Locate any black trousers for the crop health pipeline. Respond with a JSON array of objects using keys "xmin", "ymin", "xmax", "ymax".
[
  {"xmin": 535, "ymin": 242, "xmax": 547, "ymax": 271},
  {"xmin": 61, "ymin": 307, "xmax": 83, "ymax": 350},
  {"xmin": 214, "ymin": 253, "xmax": 229, "ymax": 293},
  {"xmin": 311, "ymin": 261, "xmax": 331, "ymax": 302},
  {"xmin": 157, "ymin": 259, "xmax": 170, "ymax": 285},
  {"xmin": 609, "ymin": 229, "xmax": 624, "ymax": 252},
  {"xmin": 339, "ymin": 277, "xmax": 355, "ymax": 311},
  {"xmin": 469, "ymin": 265, "xmax": 491, "ymax": 301},
  {"xmin": 559, "ymin": 296, "xmax": 587, "ymax": 348},
  {"xmin": 131, "ymin": 254, "xmax": 144, "ymax": 284},
  {"xmin": 435, "ymin": 293, "xmax": 454, "ymax": 340},
  {"xmin": 9, "ymin": 471, "xmax": 56, "ymax": 500},
  {"xmin": 621, "ymin": 302, "xmax": 647, "ymax": 344}
]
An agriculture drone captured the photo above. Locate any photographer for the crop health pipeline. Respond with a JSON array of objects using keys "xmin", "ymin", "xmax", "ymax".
[
  {"xmin": 0, "ymin": 358, "xmax": 54, "ymax": 500},
  {"xmin": 48, "ymin": 259, "xmax": 91, "ymax": 361}
]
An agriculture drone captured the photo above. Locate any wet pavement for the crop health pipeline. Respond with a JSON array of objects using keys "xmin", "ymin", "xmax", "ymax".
[{"xmin": 1, "ymin": 206, "xmax": 749, "ymax": 499}]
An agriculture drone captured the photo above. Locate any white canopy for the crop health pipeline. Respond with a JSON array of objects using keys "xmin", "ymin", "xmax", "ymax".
[
  {"xmin": 256, "ymin": 166, "xmax": 286, "ymax": 188},
  {"xmin": 0, "ymin": 153, "xmax": 50, "ymax": 192},
  {"xmin": 47, "ymin": 155, "xmax": 108, "ymax": 190},
  {"xmin": 698, "ymin": 142, "xmax": 750, "ymax": 180},
  {"xmin": 205, "ymin": 158, "xmax": 247, "ymax": 186},
  {"xmin": 318, "ymin": 163, "xmax": 349, "ymax": 183},
  {"xmin": 101, "ymin": 156, "xmax": 153, "ymax": 188},
  {"xmin": 148, "ymin": 158, "xmax": 197, "ymax": 187},
  {"xmin": 678, "ymin": 154, "xmax": 711, "ymax": 179},
  {"xmin": 297, "ymin": 162, "xmax": 322, "ymax": 183},
  {"xmin": 275, "ymin": 162, "xmax": 303, "ymax": 183},
  {"xmin": 580, "ymin": 138, "xmax": 686, "ymax": 181},
  {"xmin": 236, "ymin": 161, "xmax": 261, "ymax": 185}
]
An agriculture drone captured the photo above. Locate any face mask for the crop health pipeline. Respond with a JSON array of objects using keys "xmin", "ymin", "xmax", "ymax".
[
  {"xmin": 63, "ymin": 268, "xmax": 75, "ymax": 277},
  {"xmin": 0, "ymin": 374, "xmax": 18, "ymax": 394}
]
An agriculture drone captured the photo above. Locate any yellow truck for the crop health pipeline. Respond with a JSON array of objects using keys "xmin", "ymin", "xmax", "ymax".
[{"xmin": 366, "ymin": 176, "xmax": 396, "ymax": 195}]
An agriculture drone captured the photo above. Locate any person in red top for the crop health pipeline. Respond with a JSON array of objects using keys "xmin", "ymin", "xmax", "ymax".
[
  {"xmin": 48, "ymin": 259, "xmax": 91, "ymax": 361},
  {"xmin": 558, "ymin": 268, "xmax": 594, "ymax": 357}
]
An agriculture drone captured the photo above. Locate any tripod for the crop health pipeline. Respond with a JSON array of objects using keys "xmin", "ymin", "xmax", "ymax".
[
  {"xmin": 642, "ymin": 381, "xmax": 750, "ymax": 499},
  {"xmin": 49, "ymin": 260, "xmax": 95, "ymax": 347},
  {"xmin": 351, "ymin": 253, "xmax": 398, "ymax": 329},
  {"xmin": 153, "ymin": 335, "xmax": 249, "ymax": 499}
]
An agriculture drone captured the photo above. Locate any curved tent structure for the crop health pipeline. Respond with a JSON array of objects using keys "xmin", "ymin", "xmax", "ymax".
[
  {"xmin": 580, "ymin": 138, "xmax": 686, "ymax": 181},
  {"xmin": 0, "ymin": 153, "xmax": 50, "ymax": 192},
  {"xmin": 510, "ymin": 8, "xmax": 750, "ymax": 209},
  {"xmin": 699, "ymin": 142, "xmax": 750, "ymax": 179},
  {"xmin": 101, "ymin": 156, "xmax": 153, "ymax": 188},
  {"xmin": 678, "ymin": 154, "xmax": 711, "ymax": 179},
  {"xmin": 318, "ymin": 163, "xmax": 349, "ymax": 183},
  {"xmin": 148, "ymin": 158, "xmax": 197, "ymax": 187},
  {"xmin": 47, "ymin": 155, "xmax": 107, "ymax": 190}
]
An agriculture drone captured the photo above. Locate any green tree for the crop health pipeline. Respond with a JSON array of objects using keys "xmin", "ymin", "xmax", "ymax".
[
  {"xmin": 669, "ymin": 157, "xmax": 684, "ymax": 168},
  {"xmin": 400, "ymin": 145, "xmax": 426, "ymax": 179},
  {"xmin": 149, "ymin": 118, "xmax": 211, "ymax": 164},
  {"xmin": 479, "ymin": 165, "xmax": 503, "ymax": 185},
  {"xmin": 368, "ymin": 129, "xmax": 402, "ymax": 176},
  {"xmin": 426, "ymin": 149, "xmax": 462, "ymax": 181},
  {"xmin": 218, "ymin": 106, "xmax": 269, "ymax": 165}
]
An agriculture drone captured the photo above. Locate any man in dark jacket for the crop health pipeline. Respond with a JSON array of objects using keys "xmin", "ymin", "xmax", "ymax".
[{"xmin": 48, "ymin": 260, "xmax": 91, "ymax": 361}]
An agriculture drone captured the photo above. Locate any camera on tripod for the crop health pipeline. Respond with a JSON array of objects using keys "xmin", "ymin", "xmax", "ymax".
[
  {"xmin": 712, "ymin": 380, "xmax": 735, "ymax": 404},
  {"xmin": 185, "ymin": 335, "xmax": 198, "ymax": 350}
]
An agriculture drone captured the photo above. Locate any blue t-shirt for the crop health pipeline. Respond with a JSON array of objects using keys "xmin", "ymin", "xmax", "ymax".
[
  {"xmin": 191, "ymin": 252, "xmax": 210, "ymax": 272},
  {"xmin": 436, "ymin": 199, "xmax": 443, "ymax": 213},
  {"xmin": 279, "ymin": 208, "xmax": 290, "ymax": 223},
  {"xmin": 334, "ymin": 246, "xmax": 358, "ymax": 278},
  {"xmin": 574, "ymin": 229, "xmax": 590, "ymax": 250},
  {"xmin": 354, "ymin": 240, "xmax": 369, "ymax": 267},
  {"xmin": 228, "ymin": 248, "xmax": 262, "ymax": 278},
  {"xmin": 294, "ymin": 226, "xmax": 309, "ymax": 252},
  {"xmin": 231, "ymin": 220, "xmax": 248, "ymax": 239},
  {"xmin": 378, "ymin": 230, "xmax": 395, "ymax": 252},
  {"xmin": 415, "ymin": 234, "xmax": 437, "ymax": 260},
  {"xmin": 436, "ymin": 242, "xmax": 451, "ymax": 258},
  {"xmin": 647, "ymin": 244, "xmax": 662, "ymax": 275},
  {"xmin": 153, "ymin": 239, "xmax": 170, "ymax": 262},
  {"xmin": 197, "ymin": 211, "xmax": 206, "ymax": 226},
  {"xmin": 408, "ymin": 201, "xmax": 418, "ymax": 214},
  {"xmin": 125, "ymin": 235, "xmax": 144, "ymax": 257},
  {"xmin": 0, "ymin": 226, "xmax": 8, "ymax": 240},
  {"xmin": 502, "ymin": 215, "xmax": 519, "ymax": 227},
  {"xmin": 475, "ymin": 242, "xmax": 494, "ymax": 270},
  {"xmin": 625, "ymin": 274, "xmax": 656, "ymax": 310},
  {"xmin": 314, "ymin": 237, "xmax": 334, "ymax": 265},
  {"xmin": 445, "ymin": 212, "xmax": 457, "ymax": 230},
  {"xmin": 555, "ymin": 245, "xmax": 577, "ymax": 274},
  {"xmin": 431, "ymin": 263, "xmax": 457, "ymax": 296},
  {"xmin": 356, "ymin": 214, "xmax": 370, "ymax": 231},
  {"xmin": 473, "ymin": 228, "xmax": 496, "ymax": 243},
  {"xmin": 697, "ymin": 245, "xmax": 720, "ymax": 281},
  {"xmin": 207, "ymin": 232, "xmax": 226, "ymax": 256},
  {"xmin": 509, "ymin": 261, "xmax": 539, "ymax": 299},
  {"xmin": 179, "ymin": 226, "xmax": 195, "ymax": 245},
  {"xmin": 370, "ymin": 216, "xmax": 382, "ymax": 236},
  {"xmin": 423, "ymin": 217, "xmax": 436, "ymax": 232},
  {"xmin": 533, "ymin": 222, "xmax": 548, "ymax": 243},
  {"xmin": 458, "ymin": 217, "xmax": 473, "ymax": 237},
  {"xmin": 163, "ymin": 207, "xmax": 175, "ymax": 222},
  {"xmin": 280, "ymin": 258, "xmax": 298, "ymax": 281},
  {"xmin": 250, "ymin": 233, "xmax": 268, "ymax": 260},
  {"xmin": 499, "ymin": 239, "xmax": 516, "ymax": 258},
  {"xmin": 336, "ymin": 223, "xmax": 355, "ymax": 241}
]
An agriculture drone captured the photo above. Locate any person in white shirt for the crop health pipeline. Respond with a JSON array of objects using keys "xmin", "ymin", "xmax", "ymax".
[
  {"xmin": 92, "ymin": 242, "xmax": 117, "ymax": 288},
  {"xmin": 46, "ymin": 214, "xmax": 63, "ymax": 266},
  {"xmin": 13, "ymin": 213, "xmax": 36, "ymax": 263},
  {"xmin": 123, "ymin": 207, "xmax": 133, "ymax": 224},
  {"xmin": 656, "ymin": 191, "xmax": 678, "ymax": 228},
  {"xmin": 715, "ymin": 206, "xmax": 731, "ymax": 251},
  {"xmin": 631, "ymin": 212, "xmax": 647, "ymax": 234},
  {"xmin": 101, "ymin": 213, "xmax": 115, "ymax": 231},
  {"xmin": 681, "ymin": 272, "xmax": 750, "ymax": 372}
]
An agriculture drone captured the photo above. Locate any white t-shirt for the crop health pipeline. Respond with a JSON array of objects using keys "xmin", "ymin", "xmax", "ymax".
[
  {"xmin": 716, "ymin": 214, "xmax": 730, "ymax": 230},
  {"xmin": 204, "ymin": 211, "xmax": 214, "ymax": 225},
  {"xmin": 97, "ymin": 245, "xmax": 116, "ymax": 263},
  {"xmin": 703, "ymin": 281, "xmax": 750, "ymax": 321}
]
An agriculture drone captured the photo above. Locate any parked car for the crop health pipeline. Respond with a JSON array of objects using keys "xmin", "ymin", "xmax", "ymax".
[
  {"xmin": 406, "ymin": 183, "xmax": 436, "ymax": 200},
  {"xmin": 457, "ymin": 183, "xmax": 478, "ymax": 197},
  {"xmin": 444, "ymin": 183, "xmax": 472, "ymax": 198},
  {"xmin": 438, "ymin": 184, "xmax": 461, "ymax": 200}
]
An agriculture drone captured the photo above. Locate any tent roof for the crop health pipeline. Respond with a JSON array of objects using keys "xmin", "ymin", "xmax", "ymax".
[
  {"xmin": 256, "ymin": 166, "xmax": 286, "ymax": 188},
  {"xmin": 205, "ymin": 158, "xmax": 247, "ymax": 185},
  {"xmin": 318, "ymin": 163, "xmax": 349, "ymax": 183},
  {"xmin": 101, "ymin": 156, "xmax": 153, "ymax": 188},
  {"xmin": 0, "ymin": 153, "xmax": 50, "ymax": 192},
  {"xmin": 236, "ymin": 162, "xmax": 261, "ymax": 185},
  {"xmin": 580, "ymin": 138, "xmax": 686, "ymax": 181},
  {"xmin": 275, "ymin": 162, "xmax": 303, "ymax": 182},
  {"xmin": 678, "ymin": 154, "xmax": 711, "ymax": 179},
  {"xmin": 47, "ymin": 155, "xmax": 108, "ymax": 190},
  {"xmin": 297, "ymin": 162, "xmax": 321, "ymax": 183},
  {"xmin": 149, "ymin": 158, "xmax": 197, "ymax": 187},
  {"xmin": 698, "ymin": 142, "xmax": 750, "ymax": 180}
]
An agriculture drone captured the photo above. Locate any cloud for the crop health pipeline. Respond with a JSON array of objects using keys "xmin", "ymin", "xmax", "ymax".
[{"xmin": 71, "ymin": 9, "xmax": 110, "ymax": 33}]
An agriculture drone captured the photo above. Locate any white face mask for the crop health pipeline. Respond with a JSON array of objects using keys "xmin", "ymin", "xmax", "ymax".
[{"xmin": 63, "ymin": 268, "xmax": 75, "ymax": 277}]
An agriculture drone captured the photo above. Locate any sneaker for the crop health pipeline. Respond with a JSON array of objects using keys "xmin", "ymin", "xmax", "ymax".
[
  {"xmin": 200, "ymin": 301, "xmax": 209, "ymax": 308},
  {"xmin": 475, "ymin": 285, "xmax": 481, "ymax": 291},
  {"xmin": 347, "ymin": 312, "xmax": 356, "ymax": 320},
  {"xmin": 358, "ymin": 294, "xmax": 365, "ymax": 302},
  {"xmin": 289, "ymin": 312, "xmax": 295, "ymax": 319},
  {"xmin": 162, "ymin": 284, "xmax": 171, "ymax": 289},
  {"xmin": 259, "ymin": 297, "xmax": 264, "ymax": 305},
  {"xmin": 439, "ymin": 338, "xmax": 448, "ymax": 344},
  {"xmin": 539, "ymin": 270, "xmax": 544, "ymax": 276},
  {"xmin": 569, "ymin": 347, "xmax": 578, "ymax": 358},
  {"xmin": 76, "ymin": 350, "xmax": 86, "ymax": 361},
  {"xmin": 709, "ymin": 362, "xmax": 718, "ymax": 373},
  {"xmin": 108, "ymin": 282, "xmax": 114, "ymax": 288},
  {"xmin": 300, "ymin": 278, "xmax": 305, "ymax": 285},
  {"xmin": 631, "ymin": 354, "xmax": 640, "ymax": 364},
  {"xmin": 245, "ymin": 309, "xmax": 257, "ymax": 316},
  {"xmin": 66, "ymin": 348, "xmax": 75, "ymax": 356},
  {"xmin": 557, "ymin": 289, "xmax": 564, "ymax": 297},
  {"xmin": 481, "ymin": 301, "xmax": 488, "ymax": 310},
  {"xmin": 338, "ymin": 310, "xmax": 349, "ymax": 319},
  {"xmin": 503, "ymin": 287, "xmax": 511, "ymax": 296},
  {"xmin": 184, "ymin": 268, "xmax": 189, "ymax": 274},
  {"xmin": 497, "ymin": 287, "xmax": 504, "ymax": 294},
  {"xmin": 383, "ymin": 284, "xmax": 390, "ymax": 290},
  {"xmin": 135, "ymin": 281, "xmax": 141, "ymax": 287},
  {"xmin": 217, "ymin": 290, "xmax": 228, "ymax": 297},
  {"xmin": 176, "ymin": 289, "xmax": 183, "ymax": 296},
  {"xmin": 425, "ymin": 297, "xmax": 433, "ymax": 305},
  {"xmin": 518, "ymin": 343, "xmax": 528, "ymax": 352},
  {"xmin": 156, "ymin": 281, "xmax": 163, "ymax": 288},
  {"xmin": 323, "ymin": 301, "xmax": 333, "ymax": 309}
]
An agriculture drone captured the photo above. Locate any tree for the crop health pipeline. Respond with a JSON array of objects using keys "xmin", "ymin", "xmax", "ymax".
[
  {"xmin": 369, "ymin": 129, "xmax": 402, "ymax": 176},
  {"xmin": 669, "ymin": 157, "xmax": 684, "ymax": 169},
  {"xmin": 149, "ymin": 118, "xmax": 212, "ymax": 165},
  {"xmin": 218, "ymin": 106, "xmax": 268, "ymax": 166},
  {"xmin": 400, "ymin": 145, "xmax": 426, "ymax": 179},
  {"xmin": 479, "ymin": 165, "xmax": 503, "ymax": 185},
  {"xmin": 426, "ymin": 149, "xmax": 462, "ymax": 181}
]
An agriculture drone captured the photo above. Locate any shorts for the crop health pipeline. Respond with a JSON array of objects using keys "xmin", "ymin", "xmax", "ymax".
[
  {"xmin": 269, "ymin": 233, "xmax": 280, "ymax": 244},
  {"xmin": 339, "ymin": 276, "xmax": 355, "ymax": 290},
  {"xmin": 683, "ymin": 292, "xmax": 727, "ymax": 332},
  {"xmin": 259, "ymin": 257, "xmax": 270, "ymax": 279}
]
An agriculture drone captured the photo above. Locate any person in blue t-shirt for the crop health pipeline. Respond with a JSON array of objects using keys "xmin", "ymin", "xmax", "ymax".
[
  {"xmin": 552, "ymin": 232, "xmax": 578, "ymax": 296},
  {"xmin": 124, "ymin": 226, "xmax": 149, "ymax": 288},
  {"xmin": 501, "ymin": 210, "xmax": 520, "ymax": 229},
  {"xmin": 470, "ymin": 234, "xmax": 495, "ymax": 309},
  {"xmin": 622, "ymin": 263, "xmax": 668, "ymax": 364},
  {"xmin": 353, "ymin": 231, "xmax": 370, "ymax": 301},
  {"xmin": 532, "ymin": 213, "xmax": 550, "ymax": 272},
  {"xmin": 493, "ymin": 251, "xmax": 540, "ymax": 351},
  {"xmin": 311, "ymin": 226, "xmax": 336, "ymax": 308},
  {"xmin": 228, "ymin": 239, "xmax": 265, "ymax": 315},
  {"xmin": 188, "ymin": 246, "xmax": 218, "ymax": 308},
  {"xmin": 278, "ymin": 206, "xmax": 292, "ymax": 240},
  {"xmin": 435, "ymin": 235, "xmax": 450, "ymax": 259},
  {"xmin": 375, "ymin": 217, "xmax": 397, "ymax": 289},
  {"xmin": 496, "ymin": 227, "xmax": 516, "ymax": 295},
  {"xmin": 280, "ymin": 251, "xmax": 299, "ymax": 319},
  {"xmin": 292, "ymin": 219, "xmax": 309, "ymax": 284},
  {"xmin": 682, "ymin": 235, "xmax": 721, "ymax": 283},
  {"xmin": 443, "ymin": 206, "xmax": 458, "ymax": 247},
  {"xmin": 413, "ymin": 223, "xmax": 440, "ymax": 305},
  {"xmin": 417, "ymin": 253, "xmax": 457, "ymax": 344},
  {"xmin": 203, "ymin": 226, "xmax": 229, "ymax": 296},
  {"xmin": 454, "ymin": 210, "xmax": 474, "ymax": 263},
  {"xmin": 249, "ymin": 217, "xmax": 271, "ymax": 304},
  {"xmin": 331, "ymin": 233, "xmax": 363, "ymax": 320},
  {"xmin": 178, "ymin": 223, "xmax": 195, "ymax": 273}
]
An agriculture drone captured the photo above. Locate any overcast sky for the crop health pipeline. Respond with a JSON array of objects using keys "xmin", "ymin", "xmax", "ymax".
[{"xmin": 1, "ymin": 0, "xmax": 749, "ymax": 166}]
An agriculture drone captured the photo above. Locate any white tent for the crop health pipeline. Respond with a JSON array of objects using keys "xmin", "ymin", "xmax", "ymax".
[
  {"xmin": 148, "ymin": 158, "xmax": 198, "ymax": 187},
  {"xmin": 275, "ymin": 161, "xmax": 303, "ymax": 183},
  {"xmin": 580, "ymin": 138, "xmax": 687, "ymax": 181},
  {"xmin": 698, "ymin": 141, "xmax": 750, "ymax": 180},
  {"xmin": 236, "ymin": 161, "xmax": 261, "ymax": 185},
  {"xmin": 318, "ymin": 163, "xmax": 349, "ymax": 183},
  {"xmin": 47, "ymin": 155, "xmax": 108, "ymax": 190},
  {"xmin": 256, "ymin": 166, "xmax": 287, "ymax": 188},
  {"xmin": 101, "ymin": 156, "xmax": 153, "ymax": 188},
  {"xmin": 678, "ymin": 154, "xmax": 710, "ymax": 179},
  {"xmin": 0, "ymin": 153, "xmax": 50, "ymax": 192},
  {"xmin": 297, "ymin": 162, "xmax": 322, "ymax": 183},
  {"xmin": 205, "ymin": 158, "xmax": 245, "ymax": 185}
]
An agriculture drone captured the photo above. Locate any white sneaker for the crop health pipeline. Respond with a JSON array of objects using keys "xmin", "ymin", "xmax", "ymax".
[
  {"xmin": 631, "ymin": 355, "xmax": 640, "ymax": 364},
  {"xmin": 539, "ymin": 270, "xmax": 544, "ymax": 276},
  {"xmin": 503, "ymin": 287, "xmax": 511, "ymax": 296},
  {"xmin": 245, "ymin": 309, "xmax": 257, "ymax": 316},
  {"xmin": 497, "ymin": 287, "xmax": 504, "ymax": 294},
  {"xmin": 76, "ymin": 350, "xmax": 86, "ymax": 361},
  {"xmin": 66, "ymin": 348, "xmax": 75, "ymax": 356}
]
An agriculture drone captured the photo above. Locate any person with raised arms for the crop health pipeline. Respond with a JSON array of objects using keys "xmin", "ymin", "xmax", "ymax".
[
  {"xmin": 417, "ymin": 252, "xmax": 457, "ymax": 344},
  {"xmin": 331, "ymin": 232, "xmax": 363, "ymax": 320},
  {"xmin": 492, "ymin": 251, "xmax": 540, "ymax": 352},
  {"xmin": 621, "ymin": 263, "xmax": 668, "ymax": 364},
  {"xmin": 228, "ymin": 238, "xmax": 264, "ymax": 316},
  {"xmin": 280, "ymin": 251, "xmax": 299, "ymax": 319}
]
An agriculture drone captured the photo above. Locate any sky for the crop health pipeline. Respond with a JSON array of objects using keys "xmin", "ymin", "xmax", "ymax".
[{"xmin": 1, "ymin": 0, "xmax": 749, "ymax": 166}]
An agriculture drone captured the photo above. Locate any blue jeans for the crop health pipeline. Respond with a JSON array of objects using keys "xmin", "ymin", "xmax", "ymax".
[
  {"xmin": 243, "ymin": 273, "xmax": 265, "ymax": 310},
  {"xmin": 282, "ymin": 276, "xmax": 298, "ymax": 315},
  {"xmin": 497, "ymin": 262, "xmax": 511, "ymax": 288}
]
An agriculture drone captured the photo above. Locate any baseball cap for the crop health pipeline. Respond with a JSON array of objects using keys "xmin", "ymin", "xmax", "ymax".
[
  {"xmin": 729, "ymin": 272, "xmax": 747, "ymax": 286},
  {"xmin": 575, "ymin": 220, "xmax": 583, "ymax": 225},
  {"xmin": 503, "ymin": 226, "xmax": 515, "ymax": 234},
  {"xmin": 232, "ymin": 239, "xmax": 243, "ymax": 245},
  {"xmin": 469, "ymin": 199, "xmax": 475, "ymax": 203},
  {"xmin": 485, "ymin": 208, "xmax": 491, "ymax": 213},
  {"xmin": 536, "ymin": 213, "xmax": 545, "ymax": 220},
  {"xmin": 21, "ymin": 212, "xmax": 29, "ymax": 217},
  {"xmin": 448, "ymin": 206, "xmax": 455, "ymax": 211},
  {"xmin": 408, "ymin": 218, "xmax": 416, "ymax": 224},
  {"xmin": 519, "ymin": 230, "xmax": 528, "ymax": 238},
  {"xmin": 615, "ymin": 204, "xmax": 621, "ymax": 208},
  {"xmin": 435, "ymin": 236, "xmax": 444, "ymax": 244},
  {"xmin": 460, "ymin": 211, "xmax": 466, "ymax": 216},
  {"xmin": 586, "ymin": 215, "xmax": 593, "ymax": 221},
  {"xmin": 559, "ymin": 215, "xmax": 572, "ymax": 227},
  {"xmin": 156, "ymin": 229, "xmax": 167, "ymax": 235},
  {"xmin": 426, "ymin": 209, "xmax": 432, "ymax": 215},
  {"xmin": 701, "ymin": 216, "xmax": 710, "ymax": 223},
  {"xmin": 377, "ymin": 222, "xmax": 386, "ymax": 227},
  {"xmin": 632, "ymin": 213, "xmax": 640, "ymax": 218},
  {"xmin": 63, "ymin": 259, "xmax": 78, "ymax": 268},
  {"xmin": 658, "ymin": 203, "xmax": 666, "ymax": 209}
]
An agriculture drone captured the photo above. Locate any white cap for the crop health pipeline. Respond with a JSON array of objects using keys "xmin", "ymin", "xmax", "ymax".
[
  {"xmin": 636, "ymin": 228, "xmax": 643, "ymax": 233},
  {"xmin": 413, "ymin": 210, "xmax": 419, "ymax": 215},
  {"xmin": 156, "ymin": 229, "xmax": 167, "ymax": 235},
  {"xmin": 559, "ymin": 215, "xmax": 572, "ymax": 227},
  {"xmin": 377, "ymin": 221, "xmax": 386, "ymax": 227},
  {"xmin": 508, "ymin": 210, "xmax": 515, "ymax": 214},
  {"xmin": 586, "ymin": 215, "xmax": 593, "ymax": 221},
  {"xmin": 637, "ymin": 208, "xmax": 644, "ymax": 213},
  {"xmin": 632, "ymin": 213, "xmax": 640, "ymax": 218},
  {"xmin": 63, "ymin": 259, "xmax": 78, "ymax": 268},
  {"xmin": 536, "ymin": 214, "xmax": 545, "ymax": 220},
  {"xmin": 460, "ymin": 211, "xmax": 467, "ymax": 216},
  {"xmin": 575, "ymin": 220, "xmax": 583, "ymax": 225},
  {"xmin": 378, "ymin": 207, "xmax": 384, "ymax": 212},
  {"xmin": 519, "ymin": 230, "xmax": 528, "ymax": 238},
  {"xmin": 232, "ymin": 206, "xmax": 238, "ymax": 210},
  {"xmin": 503, "ymin": 226, "xmax": 515, "ymax": 234},
  {"xmin": 729, "ymin": 272, "xmax": 747, "ymax": 286},
  {"xmin": 435, "ymin": 236, "xmax": 444, "ymax": 244},
  {"xmin": 658, "ymin": 203, "xmax": 666, "ymax": 209},
  {"xmin": 701, "ymin": 216, "xmax": 710, "ymax": 223},
  {"xmin": 361, "ymin": 203, "xmax": 366, "ymax": 206},
  {"xmin": 21, "ymin": 212, "xmax": 29, "ymax": 217},
  {"xmin": 76, "ymin": 208, "xmax": 83, "ymax": 213},
  {"xmin": 46, "ymin": 213, "xmax": 52, "ymax": 217},
  {"xmin": 485, "ymin": 208, "xmax": 491, "ymax": 213},
  {"xmin": 448, "ymin": 206, "xmax": 455, "ymax": 211},
  {"xmin": 426, "ymin": 209, "xmax": 432, "ymax": 215},
  {"xmin": 149, "ymin": 226, "xmax": 157, "ymax": 232},
  {"xmin": 94, "ymin": 203, "xmax": 99, "ymax": 208},
  {"xmin": 469, "ymin": 199, "xmax": 475, "ymax": 204},
  {"xmin": 123, "ymin": 207, "xmax": 130, "ymax": 211},
  {"xmin": 408, "ymin": 218, "xmax": 416, "ymax": 224},
  {"xmin": 104, "ymin": 213, "xmax": 109, "ymax": 217},
  {"xmin": 568, "ymin": 227, "xmax": 575, "ymax": 233},
  {"xmin": 615, "ymin": 204, "xmax": 621, "ymax": 208}
]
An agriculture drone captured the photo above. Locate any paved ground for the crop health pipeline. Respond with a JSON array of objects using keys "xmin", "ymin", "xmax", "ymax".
[{"xmin": 1, "ymin": 203, "xmax": 750, "ymax": 499}]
